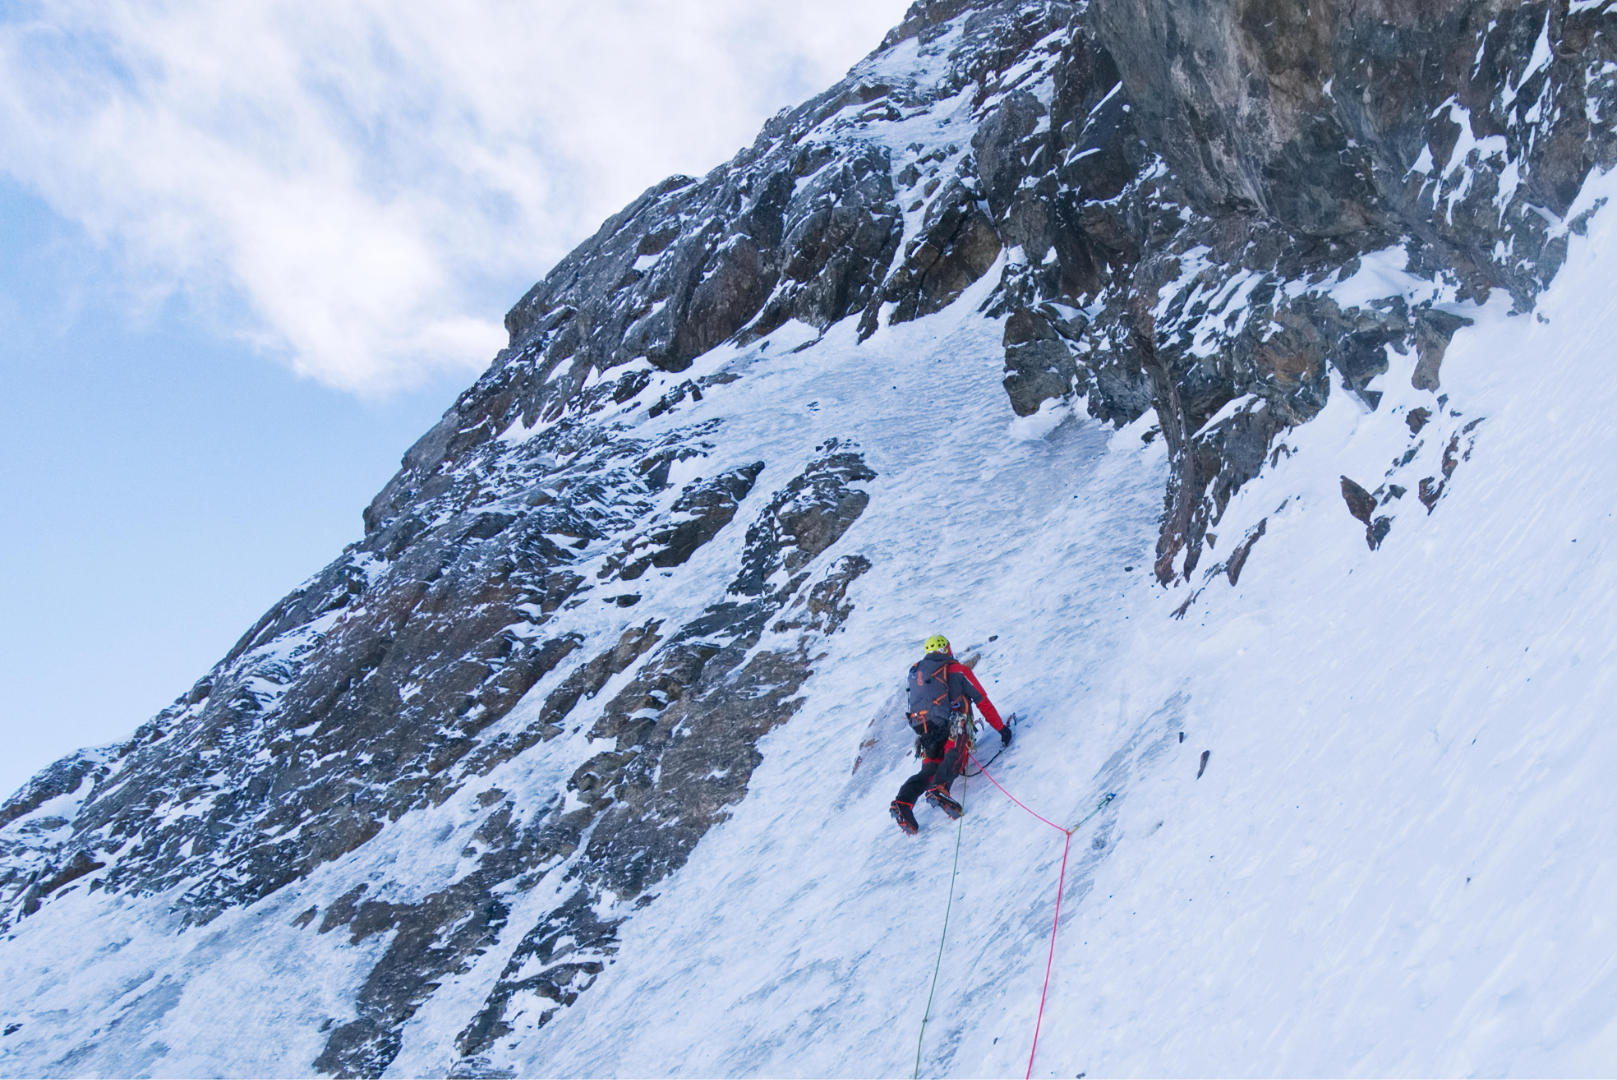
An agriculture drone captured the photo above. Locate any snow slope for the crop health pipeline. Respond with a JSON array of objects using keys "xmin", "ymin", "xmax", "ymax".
[
  {"xmin": 447, "ymin": 173, "xmax": 1617, "ymax": 1077},
  {"xmin": 4, "ymin": 172, "xmax": 1616, "ymax": 1079},
  {"xmin": 2, "ymin": 47, "xmax": 1615, "ymax": 1075},
  {"xmin": 4, "ymin": 181, "xmax": 1615, "ymax": 1078}
]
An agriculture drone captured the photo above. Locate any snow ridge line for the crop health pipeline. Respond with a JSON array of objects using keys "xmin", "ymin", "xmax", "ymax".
[{"xmin": 965, "ymin": 751, "xmax": 1116, "ymax": 1079}]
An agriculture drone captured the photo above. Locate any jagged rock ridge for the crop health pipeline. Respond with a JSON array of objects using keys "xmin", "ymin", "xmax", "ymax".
[{"xmin": 1, "ymin": 0, "xmax": 1613, "ymax": 1075}]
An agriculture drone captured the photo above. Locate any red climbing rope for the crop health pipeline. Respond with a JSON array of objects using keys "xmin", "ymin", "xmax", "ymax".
[
  {"xmin": 966, "ymin": 750, "xmax": 1114, "ymax": 1080},
  {"xmin": 969, "ymin": 753, "xmax": 1068, "ymax": 835},
  {"xmin": 1026, "ymin": 831, "xmax": 1072, "ymax": 1079}
]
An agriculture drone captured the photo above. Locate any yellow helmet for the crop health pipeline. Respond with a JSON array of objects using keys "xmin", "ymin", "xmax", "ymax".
[{"xmin": 923, "ymin": 633, "xmax": 951, "ymax": 655}]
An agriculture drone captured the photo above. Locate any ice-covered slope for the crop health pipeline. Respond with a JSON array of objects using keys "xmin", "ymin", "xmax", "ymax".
[
  {"xmin": 9, "ymin": 186, "xmax": 1617, "ymax": 1075},
  {"xmin": 394, "ymin": 170, "xmax": 1617, "ymax": 1078},
  {"xmin": 493, "ymin": 171, "xmax": 1617, "ymax": 1078},
  {"xmin": 3, "ymin": 0, "xmax": 1617, "ymax": 1075}
]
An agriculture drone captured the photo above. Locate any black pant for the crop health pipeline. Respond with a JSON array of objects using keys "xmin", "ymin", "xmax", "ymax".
[{"xmin": 896, "ymin": 728, "xmax": 963, "ymax": 805}]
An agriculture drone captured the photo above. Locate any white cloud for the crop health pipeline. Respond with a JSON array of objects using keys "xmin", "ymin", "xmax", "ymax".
[{"xmin": 0, "ymin": 0, "xmax": 912, "ymax": 394}]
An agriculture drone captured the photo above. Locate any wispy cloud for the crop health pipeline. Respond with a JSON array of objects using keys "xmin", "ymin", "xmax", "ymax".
[{"xmin": 0, "ymin": 0, "xmax": 910, "ymax": 394}]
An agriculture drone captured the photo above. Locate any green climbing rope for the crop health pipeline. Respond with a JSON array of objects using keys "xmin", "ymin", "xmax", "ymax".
[{"xmin": 912, "ymin": 775, "xmax": 966, "ymax": 1080}]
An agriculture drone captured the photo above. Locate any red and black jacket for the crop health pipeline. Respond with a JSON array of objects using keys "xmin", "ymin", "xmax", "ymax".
[{"xmin": 906, "ymin": 652, "xmax": 1005, "ymax": 736}]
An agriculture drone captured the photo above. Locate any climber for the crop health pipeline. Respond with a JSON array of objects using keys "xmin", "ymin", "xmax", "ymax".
[{"xmin": 889, "ymin": 633, "xmax": 1011, "ymax": 836}]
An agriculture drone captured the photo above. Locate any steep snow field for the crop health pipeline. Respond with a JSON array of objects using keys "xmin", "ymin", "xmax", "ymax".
[
  {"xmin": 478, "ymin": 174, "xmax": 1617, "ymax": 1077},
  {"xmin": 3, "ymin": 176, "xmax": 1614, "ymax": 1077}
]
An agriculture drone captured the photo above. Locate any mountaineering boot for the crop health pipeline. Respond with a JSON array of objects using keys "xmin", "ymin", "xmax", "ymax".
[
  {"xmin": 890, "ymin": 799, "xmax": 919, "ymax": 836},
  {"xmin": 925, "ymin": 786, "xmax": 963, "ymax": 820}
]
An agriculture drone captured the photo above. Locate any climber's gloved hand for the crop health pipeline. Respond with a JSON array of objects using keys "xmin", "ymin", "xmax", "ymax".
[{"xmin": 1000, "ymin": 725, "xmax": 1014, "ymax": 748}]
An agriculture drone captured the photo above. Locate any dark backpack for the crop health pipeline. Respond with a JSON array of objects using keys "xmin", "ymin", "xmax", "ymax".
[{"xmin": 906, "ymin": 654, "xmax": 963, "ymax": 735}]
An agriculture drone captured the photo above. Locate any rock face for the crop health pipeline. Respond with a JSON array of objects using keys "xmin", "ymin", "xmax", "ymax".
[
  {"xmin": 413, "ymin": 0, "xmax": 1613, "ymax": 586},
  {"xmin": 2, "ymin": 0, "xmax": 1614, "ymax": 1075},
  {"xmin": 1078, "ymin": 0, "xmax": 1614, "ymax": 579}
]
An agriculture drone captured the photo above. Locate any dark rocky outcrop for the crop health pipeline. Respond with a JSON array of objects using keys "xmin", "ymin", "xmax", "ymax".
[
  {"xmin": 3, "ymin": 0, "xmax": 1613, "ymax": 1074},
  {"xmin": 363, "ymin": 0, "xmax": 1615, "ymax": 587}
]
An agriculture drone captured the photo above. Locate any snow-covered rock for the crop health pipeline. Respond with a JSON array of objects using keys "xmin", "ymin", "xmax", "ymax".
[{"xmin": 3, "ymin": 0, "xmax": 1616, "ymax": 1075}]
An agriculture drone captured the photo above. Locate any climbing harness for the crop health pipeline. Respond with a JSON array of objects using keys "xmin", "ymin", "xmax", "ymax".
[{"xmin": 948, "ymin": 710, "xmax": 974, "ymax": 746}]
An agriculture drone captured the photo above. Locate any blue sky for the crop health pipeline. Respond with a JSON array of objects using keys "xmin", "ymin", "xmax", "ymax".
[
  {"xmin": 0, "ymin": 175, "xmax": 478, "ymax": 795},
  {"xmin": 0, "ymin": 1, "xmax": 911, "ymax": 796}
]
